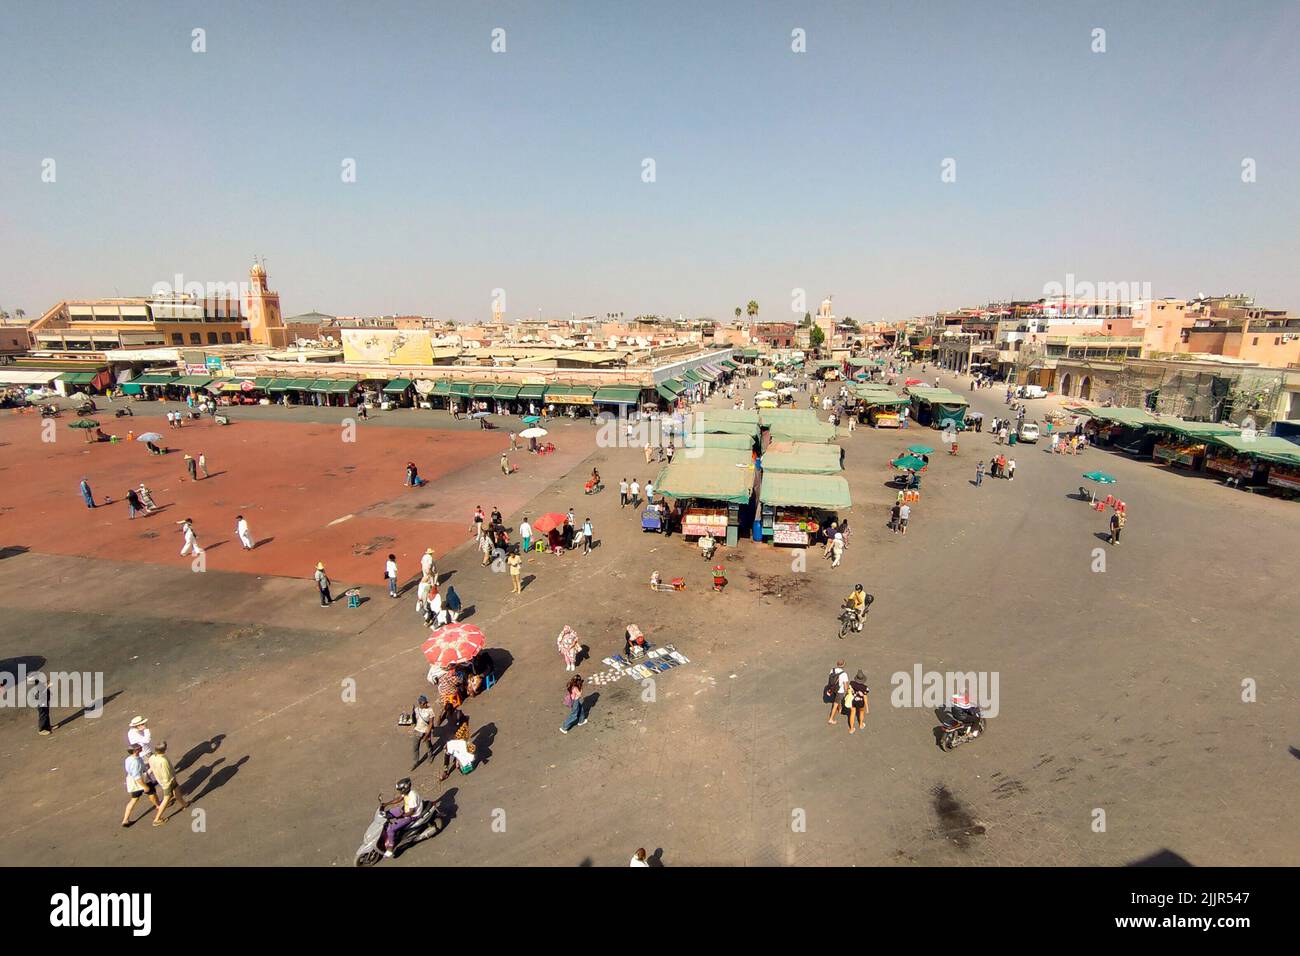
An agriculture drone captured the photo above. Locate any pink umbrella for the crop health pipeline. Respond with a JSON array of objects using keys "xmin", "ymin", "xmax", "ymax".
[{"xmin": 422, "ymin": 623, "xmax": 486, "ymax": 667}]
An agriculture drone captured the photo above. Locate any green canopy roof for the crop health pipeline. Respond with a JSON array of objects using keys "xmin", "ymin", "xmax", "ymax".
[
  {"xmin": 1151, "ymin": 419, "xmax": 1239, "ymax": 439},
  {"xmin": 656, "ymin": 384, "xmax": 680, "ymax": 402},
  {"xmin": 470, "ymin": 383, "xmax": 497, "ymax": 397},
  {"xmin": 654, "ymin": 452, "xmax": 755, "ymax": 505},
  {"xmin": 699, "ymin": 407, "xmax": 761, "ymax": 425},
  {"xmin": 680, "ymin": 369, "xmax": 702, "ymax": 384},
  {"xmin": 448, "ymin": 382, "xmax": 473, "ymax": 397},
  {"xmin": 383, "ymin": 378, "xmax": 413, "ymax": 394},
  {"xmin": 428, "ymin": 381, "xmax": 451, "ymax": 395},
  {"xmin": 657, "ymin": 378, "xmax": 684, "ymax": 395},
  {"xmin": 252, "ymin": 377, "xmax": 274, "ymax": 388},
  {"xmin": 719, "ymin": 360, "xmax": 738, "ymax": 370},
  {"xmin": 765, "ymin": 419, "xmax": 838, "ymax": 444},
  {"xmin": 171, "ymin": 374, "xmax": 211, "ymax": 387},
  {"xmin": 266, "ymin": 378, "xmax": 297, "ymax": 392},
  {"xmin": 759, "ymin": 473, "xmax": 852, "ymax": 510},
  {"xmin": 1206, "ymin": 434, "xmax": 1299, "ymax": 456},
  {"xmin": 740, "ymin": 349, "xmax": 759, "ymax": 358},
  {"xmin": 326, "ymin": 380, "xmax": 357, "ymax": 393},
  {"xmin": 681, "ymin": 432, "xmax": 755, "ymax": 452},
  {"xmin": 594, "ymin": 386, "xmax": 641, "ymax": 404},
  {"xmin": 58, "ymin": 371, "xmax": 98, "ymax": 384},
  {"xmin": 695, "ymin": 416, "xmax": 761, "ymax": 438},
  {"xmin": 814, "ymin": 359, "xmax": 840, "ymax": 368},
  {"xmin": 493, "ymin": 384, "xmax": 521, "ymax": 399},
  {"xmin": 757, "ymin": 407, "xmax": 819, "ymax": 425},
  {"xmin": 1079, "ymin": 406, "xmax": 1163, "ymax": 427},
  {"xmin": 308, "ymin": 379, "xmax": 334, "ymax": 392},
  {"xmin": 132, "ymin": 373, "xmax": 175, "ymax": 385},
  {"xmin": 693, "ymin": 367, "xmax": 719, "ymax": 382},
  {"xmin": 516, "ymin": 384, "xmax": 546, "ymax": 400},
  {"xmin": 762, "ymin": 441, "xmax": 843, "ymax": 475}
]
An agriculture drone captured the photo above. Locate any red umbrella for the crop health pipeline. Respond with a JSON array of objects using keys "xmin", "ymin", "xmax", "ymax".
[
  {"xmin": 422, "ymin": 623, "xmax": 486, "ymax": 667},
  {"xmin": 904, "ymin": 377, "xmax": 923, "ymax": 386},
  {"xmin": 532, "ymin": 512, "xmax": 568, "ymax": 534}
]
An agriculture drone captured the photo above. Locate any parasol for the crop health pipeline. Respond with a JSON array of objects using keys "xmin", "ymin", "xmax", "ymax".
[
  {"xmin": 1083, "ymin": 471, "xmax": 1116, "ymax": 484},
  {"xmin": 907, "ymin": 445, "xmax": 935, "ymax": 455},
  {"xmin": 135, "ymin": 432, "xmax": 163, "ymax": 442},
  {"xmin": 421, "ymin": 622, "xmax": 486, "ymax": 667},
  {"xmin": 891, "ymin": 455, "xmax": 927, "ymax": 470},
  {"xmin": 519, "ymin": 426, "xmax": 548, "ymax": 439},
  {"xmin": 761, "ymin": 380, "xmax": 777, "ymax": 390},
  {"xmin": 521, "ymin": 415, "xmax": 541, "ymax": 424},
  {"xmin": 67, "ymin": 419, "xmax": 100, "ymax": 429},
  {"xmin": 532, "ymin": 512, "xmax": 568, "ymax": 534}
]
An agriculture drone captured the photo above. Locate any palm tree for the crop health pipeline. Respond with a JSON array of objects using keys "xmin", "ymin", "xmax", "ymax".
[
  {"xmin": 15, "ymin": 308, "xmax": 25, "ymax": 322},
  {"xmin": 746, "ymin": 300, "xmax": 759, "ymax": 319}
]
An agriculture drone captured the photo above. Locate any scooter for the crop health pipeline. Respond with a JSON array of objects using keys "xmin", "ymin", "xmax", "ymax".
[
  {"xmin": 937, "ymin": 702, "xmax": 987, "ymax": 751},
  {"xmin": 354, "ymin": 795, "xmax": 443, "ymax": 866},
  {"xmin": 837, "ymin": 594, "xmax": 874, "ymax": 638}
]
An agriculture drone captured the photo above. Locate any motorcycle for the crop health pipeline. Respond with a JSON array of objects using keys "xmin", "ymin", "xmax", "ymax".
[
  {"xmin": 354, "ymin": 795, "xmax": 443, "ymax": 866},
  {"xmin": 937, "ymin": 701, "xmax": 987, "ymax": 751},
  {"xmin": 837, "ymin": 594, "xmax": 874, "ymax": 638},
  {"xmin": 38, "ymin": 404, "xmax": 60, "ymax": 418}
]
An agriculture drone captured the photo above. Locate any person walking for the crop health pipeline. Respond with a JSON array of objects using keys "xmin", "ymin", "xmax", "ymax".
[
  {"xmin": 444, "ymin": 585, "xmax": 462, "ymax": 622},
  {"xmin": 236, "ymin": 514, "xmax": 254, "ymax": 550},
  {"xmin": 619, "ymin": 478, "xmax": 629, "ymax": 508},
  {"xmin": 644, "ymin": 443, "xmax": 653, "ymax": 465},
  {"xmin": 1109, "ymin": 508, "xmax": 1126, "ymax": 545},
  {"xmin": 898, "ymin": 502, "xmax": 911, "ymax": 536},
  {"xmin": 126, "ymin": 487, "xmax": 143, "ymax": 518},
  {"xmin": 198, "ymin": 452, "xmax": 209, "ymax": 478},
  {"xmin": 121, "ymin": 744, "xmax": 160, "ymax": 827},
  {"xmin": 975, "ymin": 461, "xmax": 985, "ymax": 487},
  {"xmin": 500, "ymin": 453, "xmax": 512, "ymax": 476},
  {"xmin": 472, "ymin": 505, "xmax": 485, "ymax": 542},
  {"xmin": 1007, "ymin": 458, "xmax": 1016, "ymax": 481},
  {"xmin": 137, "ymin": 483, "xmax": 157, "ymax": 513},
  {"xmin": 519, "ymin": 518, "xmax": 532, "ymax": 554},
  {"xmin": 830, "ymin": 532, "xmax": 845, "ymax": 567},
  {"xmin": 314, "ymin": 562, "xmax": 332, "ymax": 607},
  {"xmin": 629, "ymin": 479, "xmax": 641, "ymax": 509},
  {"xmin": 178, "ymin": 518, "xmax": 202, "ymax": 557},
  {"xmin": 385, "ymin": 553, "xmax": 399, "ymax": 598},
  {"xmin": 416, "ymin": 573, "xmax": 434, "ymax": 620},
  {"xmin": 582, "ymin": 517, "xmax": 594, "ymax": 555},
  {"xmin": 826, "ymin": 661, "xmax": 849, "ymax": 726},
  {"xmin": 479, "ymin": 532, "xmax": 494, "ymax": 568},
  {"xmin": 508, "ymin": 549, "xmax": 522, "ymax": 592},
  {"xmin": 29, "ymin": 673, "xmax": 52, "ymax": 736},
  {"xmin": 148, "ymin": 741, "xmax": 189, "ymax": 826},
  {"xmin": 508, "ymin": 431, "xmax": 517, "ymax": 451},
  {"xmin": 420, "ymin": 547, "xmax": 436, "ymax": 582},
  {"xmin": 557, "ymin": 625, "xmax": 580, "ymax": 671},
  {"xmin": 559, "ymin": 675, "xmax": 589, "ymax": 734},
  {"xmin": 847, "ymin": 670, "xmax": 870, "ymax": 734},
  {"xmin": 184, "ymin": 454, "xmax": 198, "ymax": 481},
  {"xmin": 644, "ymin": 479, "xmax": 654, "ymax": 503},
  {"xmin": 665, "ymin": 443, "xmax": 675, "ymax": 464},
  {"xmin": 410, "ymin": 694, "xmax": 436, "ymax": 771},
  {"xmin": 889, "ymin": 501, "xmax": 901, "ymax": 532},
  {"xmin": 80, "ymin": 477, "xmax": 95, "ymax": 509}
]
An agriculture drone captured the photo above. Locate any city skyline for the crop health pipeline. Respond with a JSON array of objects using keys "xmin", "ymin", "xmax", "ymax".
[{"xmin": 3, "ymin": 1, "xmax": 1298, "ymax": 321}]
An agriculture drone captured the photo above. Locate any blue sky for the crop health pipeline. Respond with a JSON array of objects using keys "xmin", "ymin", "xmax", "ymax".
[{"xmin": 2, "ymin": 0, "xmax": 1297, "ymax": 321}]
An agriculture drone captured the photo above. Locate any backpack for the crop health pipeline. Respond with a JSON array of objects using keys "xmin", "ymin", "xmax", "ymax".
[{"xmin": 824, "ymin": 669, "xmax": 842, "ymax": 699}]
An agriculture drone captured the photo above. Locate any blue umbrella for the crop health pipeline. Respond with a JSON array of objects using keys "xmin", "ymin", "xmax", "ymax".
[{"xmin": 521, "ymin": 415, "xmax": 540, "ymax": 424}]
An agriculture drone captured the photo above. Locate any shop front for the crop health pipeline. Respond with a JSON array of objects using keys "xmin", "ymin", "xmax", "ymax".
[
  {"xmin": 757, "ymin": 473, "xmax": 852, "ymax": 547},
  {"xmin": 654, "ymin": 448, "xmax": 756, "ymax": 547},
  {"xmin": 1152, "ymin": 439, "xmax": 1205, "ymax": 469},
  {"xmin": 1265, "ymin": 459, "xmax": 1300, "ymax": 496}
]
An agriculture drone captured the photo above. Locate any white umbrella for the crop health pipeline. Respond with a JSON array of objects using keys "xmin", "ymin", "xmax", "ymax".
[
  {"xmin": 755, "ymin": 390, "xmax": 777, "ymax": 399},
  {"xmin": 135, "ymin": 432, "xmax": 163, "ymax": 442},
  {"xmin": 519, "ymin": 426, "xmax": 548, "ymax": 439},
  {"xmin": 773, "ymin": 373, "xmax": 793, "ymax": 383}
]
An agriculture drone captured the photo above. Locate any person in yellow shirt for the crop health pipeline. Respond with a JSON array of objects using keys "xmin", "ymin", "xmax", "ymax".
[
  {"xmin": 843, "ymin": 584, "xmax": 868, "ymax": 632},
  {"xmin": 147, "ymin": 741, "xmax": 188, "ymax": 826}
]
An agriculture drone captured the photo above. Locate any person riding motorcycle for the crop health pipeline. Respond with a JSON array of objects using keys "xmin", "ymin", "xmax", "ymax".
[
  {"xmin": 698, "ymin": 530, "xmax": 716, "ymax": 560},
  {"xmin": 842, "ymin": 584, "xmax": 867, "ymax": 630},
  {"xmin": 378, "ymin": 777, "xmax": 421, "ymax": 858},
  {"xmin": 948, "ymin": 694, "xmax": 983, "ymax": 736}
]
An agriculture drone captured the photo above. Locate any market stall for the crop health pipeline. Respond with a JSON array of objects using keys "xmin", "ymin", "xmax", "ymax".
[
  {"xmin": 653, "ymin": 448, "xmax": 756, "ymax": 547},
  {"xmin": 903, "ymin": 386, "xmax": 969, "ymax": 429},
  {"xmin": 1263, "ymin": 454, "xmax": 1300, "ymax": 497},
  {"xmin": 1149, "ymin": 420, "xmax": 1239, "ymax": 470},
  {"xmin": 853, "ymin": 386, "xmax": 910, "ymax": 427},
  {"xmin": 757, "ymin": 472, "xmax": 852, "ymax": 546}
]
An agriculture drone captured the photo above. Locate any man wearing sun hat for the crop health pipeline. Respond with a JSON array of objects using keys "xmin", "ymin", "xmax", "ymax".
[
  {"xmin": 127, "ymin": 715, "xmax": 154, "ymax": 758},
  {"xmin": 314, "ymin": 562, "xmax": 332, "ymax": 607},
  {"xmin": 420, "ymin": 547, "xmax": 436, "ymax": 583}
]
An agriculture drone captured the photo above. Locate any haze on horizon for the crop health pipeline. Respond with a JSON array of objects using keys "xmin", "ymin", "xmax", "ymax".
[{"xmin": 2, "ymin": 0, "xmax": 1298, "ymax": 323}]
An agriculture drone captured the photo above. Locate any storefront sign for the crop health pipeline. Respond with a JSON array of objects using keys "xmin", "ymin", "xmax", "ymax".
[
  {"xmin": 1206, "ymin": 455, "xmax": 1253, "ymax": 478},
  {"xmin": 683, "ymin": 507, "xmax": 729, "ymax": 536},
  {"xmin": 773, "ymin": 527, "xmax": 809, "ymax": 545},
  {"xmin": 1267, "ymin": 470, "xmax": 1300, "ymax": 491}
]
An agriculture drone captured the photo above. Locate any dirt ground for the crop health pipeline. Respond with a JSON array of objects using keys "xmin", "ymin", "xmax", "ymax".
[{"xmin": 1, "ymin": 379, "xmax": 1296, "ymax": 867}]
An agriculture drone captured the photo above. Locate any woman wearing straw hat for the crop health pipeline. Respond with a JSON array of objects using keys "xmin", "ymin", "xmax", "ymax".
[
  {"xmin": 847, "ymin": 671, "xmax": 870, "ymax": 734},
  {"xmin": 314, "ymin": 562, "xmax": 332, "ymax": 607}
]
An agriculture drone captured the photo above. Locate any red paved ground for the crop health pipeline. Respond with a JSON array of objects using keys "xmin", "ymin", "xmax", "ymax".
[{"xmin": 0, "ymin": 409, "xmax": 521, "ymax": 583}]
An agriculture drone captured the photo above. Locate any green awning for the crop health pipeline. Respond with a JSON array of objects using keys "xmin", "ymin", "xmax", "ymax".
[
  {"xmin": 120, "ymin": 383, "xmax": 143, "ymax": 395},
  {"xmin": 516, "ymin": 384, "xmax": 546, "ymax": 400},
  {"xmin": 681, "ymin": 370, "xmax": 702, "ymax": 384},
  {"xmin": 657, "ymin": 378, "xmax": 684, "ymax": 396},
  {"xmin": 132, "ymin": 373, "xmax": 175, "ymax": 385},
  {"xmin": 252, "ymin": 377, "xmax": 274, "ymax": 388},
  {"xmin": 719, "ymin": 360, "xmax": 738, "ymax": 370},
  {"xmin": 657, "ymin": 384, "xmax": 680, "ymax": 402},
  {"xmin": 383, "ymin": 378, "xmax": 413, "ymax": 394},
  {"xmin": 171, "ymin": 375, "xmax": 212, "ymax": 387},
  {"xmin": 594, "ymin": 386, "xmax": 641, "ymax": 405},
  {"xmin": 449, "ymin": 382, "xmax": 473, "ymax": 397},
  {"xmin": 761, "ymin": 441, "xmax": 844, "ymax": 475},
  {"xmin": 1206, "ymin": 434, "xmax": 1300, "ymax": 457},
  {"xmin": 471, "ymin": 384, "xmax": 497, "ymax": 397},
  {"xmin": 654, "ymin": 451, "xmax": 755, "ymax": 505},
  {"xmin": 765, "ymin": 420, "xmax": 839, "ymax": 444},
  {"xmin": 1153, "ymin": 419, "xmax": 1239, "ymax": 439},
  {"xmin": 493, "ymin": 385, "xmax": 521, "ymax": 399},
  {"xmin": 681, "ymin": 432, "xmax": 754, "ymax": 452},
  {"xmin": 693, "ymin": 367, "xmax": 719, "ymax": 382},
  {"xmin": 327, "ymin": 380, "xmax": 357, "ymax": 393},
  {"xmin": 308, "ymin": 379, "xmax": 334, "ymax": 392},
  {"xmin": 741, "ymin": 349, "xmax": 759, "ymax": 358},
  {"xmin": 760, "ymin": 473, "xmax": 852, "ymax": 510},
  {"xmin": 266, "ymin": 378, "xmax": 297, "ymax": 392},
  {"xmin": 286, "ymin": 379, "xmax": 316, "ymax": 390},
  {"xmin": 58, "ymin": 371, "xmax": 97, "ymax": 384}
]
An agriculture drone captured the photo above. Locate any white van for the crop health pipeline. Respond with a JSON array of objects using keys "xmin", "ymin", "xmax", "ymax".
[
  {"xmin": 1021, "ymin": 385, "xmax": 1047, "ymax": 399},
  {"xmin": 1018, "ymin": 422, "xmax": 1040, "ymax": 443}
]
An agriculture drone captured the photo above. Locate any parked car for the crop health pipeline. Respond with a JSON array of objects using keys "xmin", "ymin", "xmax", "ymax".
[
  {"xmin": 1018, "ymin": 422, "xmax": 1040, "ymax": 443},
  {"xmin": 1020, "ymin": 385, "xmax": 1047, "ymax": 399}
]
